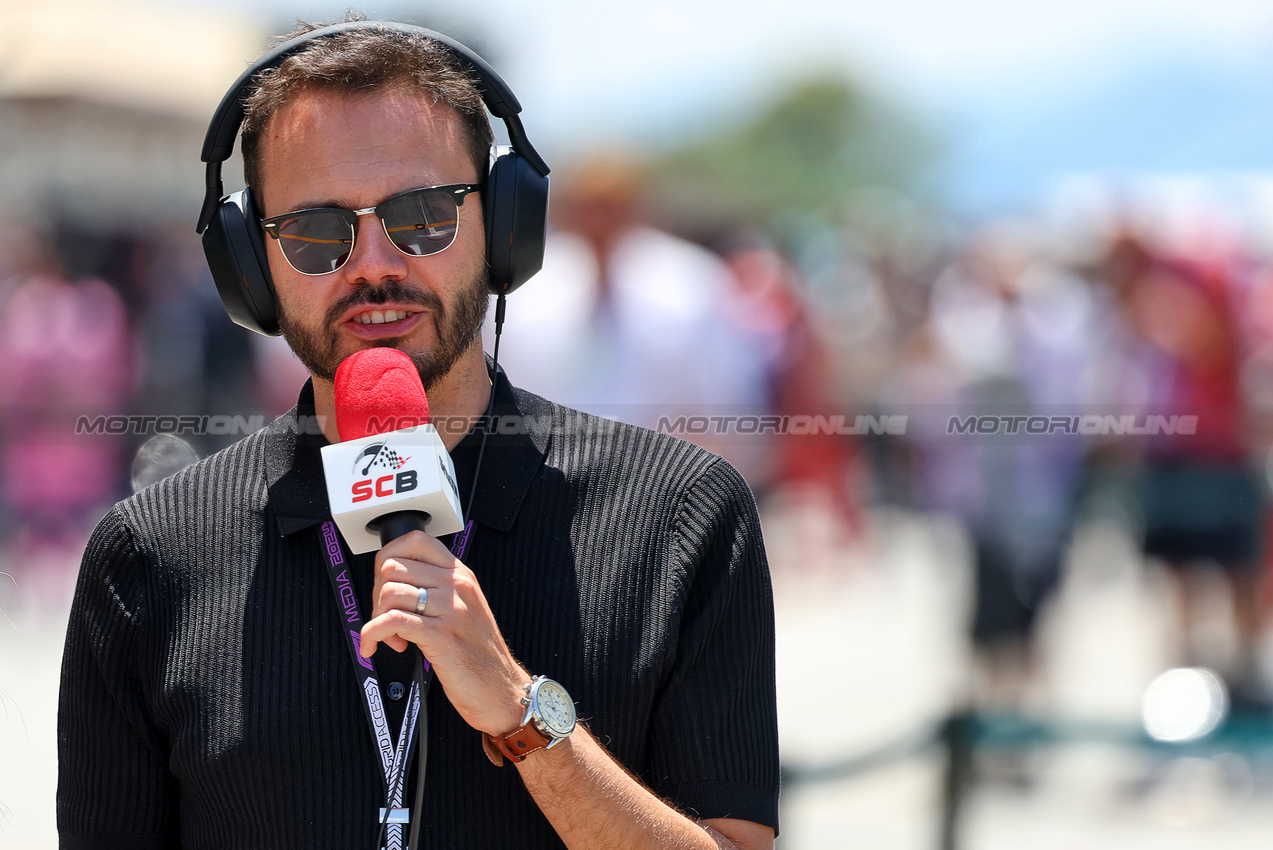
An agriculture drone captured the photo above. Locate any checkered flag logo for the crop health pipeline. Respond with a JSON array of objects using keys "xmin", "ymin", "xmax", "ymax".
[
  {"xmin": 374, "ymin": 447, "xmax": 410, "ymax": 471},
  {"xmin": 353, "ymin": 443, "xmax": 412, "ymax": 477}
]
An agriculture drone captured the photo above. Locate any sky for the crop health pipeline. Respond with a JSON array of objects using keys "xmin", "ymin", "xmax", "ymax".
[{"xmin": 183, "ymin": 0, "xmax": 1273, "ymax": 216}]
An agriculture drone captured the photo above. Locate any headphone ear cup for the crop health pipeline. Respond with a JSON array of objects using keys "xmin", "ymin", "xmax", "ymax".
[
  {"xmin": 484, "ymin": 146, "xmax": 548, "ymax": 295},
  {"xmin": 202, "ymin": 188, "xmax": 280, "ymax": 336}
]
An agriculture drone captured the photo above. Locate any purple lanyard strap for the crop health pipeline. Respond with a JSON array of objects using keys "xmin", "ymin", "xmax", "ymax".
[{"xmin": 319, "ymin": 519, "xmax": 475, "ymax": 850}]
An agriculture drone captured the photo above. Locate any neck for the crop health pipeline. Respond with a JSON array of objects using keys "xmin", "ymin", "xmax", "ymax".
[{"xmin": 312, "ymin": 343, "xmax": 492, "ymax": 452}]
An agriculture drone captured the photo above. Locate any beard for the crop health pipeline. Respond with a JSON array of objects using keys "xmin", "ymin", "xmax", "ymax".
[{"xmin": 277, "ymin": 262, "xmax": 490, "ymax": 393}]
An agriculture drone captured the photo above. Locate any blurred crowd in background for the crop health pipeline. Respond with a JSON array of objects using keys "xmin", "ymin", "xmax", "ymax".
[{"xmin": 5, "ymin": 146, "xmax": 1273, "ymax": 714}]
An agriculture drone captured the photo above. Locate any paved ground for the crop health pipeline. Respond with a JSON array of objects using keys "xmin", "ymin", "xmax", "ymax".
[
  {"xmin": 767, "ymin": 504, "xmax": 1273, "ymax": 850},
  {"xmin": 0, "ymin": 552, "xmax": 74, "ymax": 850},
  {"xmin": 4, "ymin": 503, "xmax": 1273, "ymax": 849}
]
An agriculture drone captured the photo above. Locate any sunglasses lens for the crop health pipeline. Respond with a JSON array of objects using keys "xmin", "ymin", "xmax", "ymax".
[
  {"xmin": 275, "ymin": 211, "xmax": 354, "ymax": 275},
  {"xmin": 379, "ymin": 189, "xmax": 460, "ymax": 257}
]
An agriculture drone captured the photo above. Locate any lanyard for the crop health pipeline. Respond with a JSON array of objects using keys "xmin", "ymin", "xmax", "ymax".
[{"xmin": 319, "ymin": 518, "xmax": 475, "ymax": 850}]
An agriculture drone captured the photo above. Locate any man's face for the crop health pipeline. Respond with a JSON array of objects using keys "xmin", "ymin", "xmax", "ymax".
[{"xmin": 258, "ymin": 89, "xmax": 488, "ymax": 391}]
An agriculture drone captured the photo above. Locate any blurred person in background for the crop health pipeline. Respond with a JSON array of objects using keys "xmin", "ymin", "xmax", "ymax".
[
  {"xmin": 130, "ymin": 225, "xmax": 259, "ymax": 454},
  {"xmin": 719, "ymin": 232, "xmax": 865, "ymax": 539},
  {"xmin": 1095, "ymin": 230, "xmax": 1267, "ymax": 709},
  {"xmin": 485, "ymin": 154, "xmax": 776, "ymax": 484},
  {"xmin": 887, "ymin": 221, "xmax": 1096, "ymax": 708},
  {"xmin": 0, "ymin": 220, "xmax": 131, "ymax": 589}
]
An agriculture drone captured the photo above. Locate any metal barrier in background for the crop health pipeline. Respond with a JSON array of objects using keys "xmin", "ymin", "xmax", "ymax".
[{"xmin": 780, "ymin": 705, "xmax": 1273, "ymax": 850}]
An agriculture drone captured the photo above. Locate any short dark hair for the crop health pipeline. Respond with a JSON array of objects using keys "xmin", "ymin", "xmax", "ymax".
[{"xmin": 240, "ymin": 17, "xmax": 494, "ymax": 208}]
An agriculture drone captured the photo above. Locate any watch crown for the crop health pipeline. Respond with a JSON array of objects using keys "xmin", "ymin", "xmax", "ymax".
[{"xmin": 522, "ymin": 682, "xmax": 532, "ymax": 694}]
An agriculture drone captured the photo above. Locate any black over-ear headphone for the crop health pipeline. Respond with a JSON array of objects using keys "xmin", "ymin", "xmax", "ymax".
[{"xmin": 195, "ymin": 21, "xmax": 550, "ymax": 337}]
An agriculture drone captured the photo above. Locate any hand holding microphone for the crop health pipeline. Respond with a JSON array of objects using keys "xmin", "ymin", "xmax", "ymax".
[{"xmin": 323, "ymin": 348, "xmax": 528, "ymax": 737}]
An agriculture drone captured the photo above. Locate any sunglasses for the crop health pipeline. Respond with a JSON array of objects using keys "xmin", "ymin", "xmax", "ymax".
[{"xmin": 260, "ymin": 183, "xmax": 483, "ymax": 276}]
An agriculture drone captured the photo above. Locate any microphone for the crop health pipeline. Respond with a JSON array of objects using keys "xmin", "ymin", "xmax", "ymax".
[{"xmin": 321, "ymin": 348, "xmax": 464, "ymax": 553}]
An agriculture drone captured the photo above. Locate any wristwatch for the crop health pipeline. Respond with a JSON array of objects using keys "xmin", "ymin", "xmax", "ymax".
[{"xmin": 482, "ymin": 675, "xmax": 577, "ymax": 766}]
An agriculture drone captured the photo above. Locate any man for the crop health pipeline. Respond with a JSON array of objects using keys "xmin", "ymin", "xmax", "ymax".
[
  {"xmin": 57, "ymin": 20, "xmax": 778, "ymax": 850},
  {"xmin": 485, "ymin": 155, "xmax": 773, "ymax": 462}
]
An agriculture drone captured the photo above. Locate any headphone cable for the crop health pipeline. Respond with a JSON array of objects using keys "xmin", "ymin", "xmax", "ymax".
[
  {"xmin": 404, "ymin": 292, "xmax": 505, "ymax": 850},
  {"xmin": 465, "ymin": 292, "xmax": 504, "ymax": 517}
]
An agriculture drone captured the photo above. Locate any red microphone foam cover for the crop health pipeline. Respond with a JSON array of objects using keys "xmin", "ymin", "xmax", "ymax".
[{"xmin": 333, "ymin": 348, "xmax": 430, "ymax": 441}]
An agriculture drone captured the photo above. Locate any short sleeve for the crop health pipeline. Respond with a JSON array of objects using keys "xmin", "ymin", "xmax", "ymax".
[
  {"xmin": 646, "ymin": 457, "xmax": 780, "ymax": 832},
  {"xmin": 58, "ymin": 507, "xmax": 180, "ymax": 849}
]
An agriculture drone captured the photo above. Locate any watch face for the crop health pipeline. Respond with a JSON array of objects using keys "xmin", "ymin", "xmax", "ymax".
[{"xmin": 534, "ymin": 679, "xmax": 577, "ymax": 737}]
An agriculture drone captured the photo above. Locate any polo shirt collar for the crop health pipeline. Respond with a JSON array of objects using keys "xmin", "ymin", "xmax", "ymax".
[{"xmin": 264, "ymin": 359, "xmax": 549, "ymax": 537}]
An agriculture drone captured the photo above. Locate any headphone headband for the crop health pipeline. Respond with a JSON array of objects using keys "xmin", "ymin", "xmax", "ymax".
[{"xmin": 196, "ymin": 22, "xmax": 548, "ymax": 233}]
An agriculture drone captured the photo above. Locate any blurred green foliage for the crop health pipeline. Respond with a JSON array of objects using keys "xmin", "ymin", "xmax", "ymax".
[{"xmin": 651, "ymin": 72, "xmax": 938, "ymax": 236}]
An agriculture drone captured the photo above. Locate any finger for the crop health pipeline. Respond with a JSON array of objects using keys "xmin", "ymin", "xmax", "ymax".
[
  {"xmin": 376, "ymin": 556, "xmax": 438, "ymax": 586},
  {"xmin": 372, "ymin": 529, "xmax": 462, "ymax": 603},
  {"xmin": 372, "ymin": 557, "xmax": 456, "ymax": 617},
  {"xmin": 368, "ymin": 580, "xmax": 416, "ymax": 621},
  {"xmin": 376, "ymin": 530, "xmax": 461, "ymax": 574},
  {"xmin": 360, "ymin": 616, "xmax": 412, "ymax": 656},
  {"xmin": 370, "ymin": 554, "xmax": 433, "ymax": 608},
  {"xmin": 386, "ymin": 633, "xmax": 410, "ymax": 653},
  {"xmin": 359, "ymin": 631, "xmax": 410, "ymax": 657},
  {"xmin": 372, "ymin": 580, "xmax": 448, "ymax": 620},
  {"xmin": 361, "ymin": 609, "xmax": 427, "ymax": 657}
]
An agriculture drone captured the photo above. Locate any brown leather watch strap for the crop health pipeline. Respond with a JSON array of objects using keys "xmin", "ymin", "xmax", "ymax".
[{"xmin": 482, "ymin": 721, "xmax": 551, "ymax": 766}]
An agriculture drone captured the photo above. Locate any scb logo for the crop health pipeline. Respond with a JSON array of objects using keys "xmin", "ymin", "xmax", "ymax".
[{"xmin": 350, "ymin": 442, "xmax": 418, "ymax": 503}]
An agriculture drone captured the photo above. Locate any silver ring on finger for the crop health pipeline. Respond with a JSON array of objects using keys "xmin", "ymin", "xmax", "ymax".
[{"xmin": 415, "ymin": 586, "xmax": 429, "ymax": 616}]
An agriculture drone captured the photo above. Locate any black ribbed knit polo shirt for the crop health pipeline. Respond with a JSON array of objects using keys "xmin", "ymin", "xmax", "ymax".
[{"xmin": 57, "ymin": 365, "xmax": 779, "ymax": 849}]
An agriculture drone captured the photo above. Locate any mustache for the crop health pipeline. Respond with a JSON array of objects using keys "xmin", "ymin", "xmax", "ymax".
[{"xmin": 325, "ymin": 282, "xmax": 443, "ymax": 325}]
